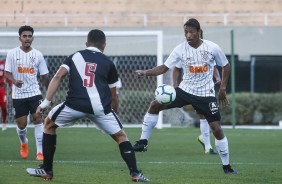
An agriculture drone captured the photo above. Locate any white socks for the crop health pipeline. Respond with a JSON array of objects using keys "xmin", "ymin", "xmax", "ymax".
[
  {"xmin": 34, "ymin": 123, "xmax": 43, "ymax": 154},
  {"xmin": 17, "ymin": 123, "xmax": 43, "ymax": 154},
  {"xmin": 215, "ymin": 136, "xmax": 230, "ymax": 165},
  {"xmin": 17, "ymin": 126, "xmax": 28, "ymax": 144},
  {"xmin": 140, "ymin": 113, "xmax": 159, "ymax": 140},
  {"xmin": 199, "ymin": 119, "xmax": 212, "ymax": 151}
]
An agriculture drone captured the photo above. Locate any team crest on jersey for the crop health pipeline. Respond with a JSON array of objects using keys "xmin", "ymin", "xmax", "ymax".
[{"xmin": 200, "ymin": 51, "xmax": 210, "ymax": 61}]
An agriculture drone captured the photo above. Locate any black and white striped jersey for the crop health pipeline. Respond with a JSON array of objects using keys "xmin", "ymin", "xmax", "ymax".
[
  {"xmin": 165, "ymin": 39, "xmax": 228, "ymax": 97},
  {"xmin": 5, "ymin": 47, "xmax": 49, "ymax": 99},
  {"xmin": 61, "ymin": 47, "xmax": 119, "ymax": 115}
]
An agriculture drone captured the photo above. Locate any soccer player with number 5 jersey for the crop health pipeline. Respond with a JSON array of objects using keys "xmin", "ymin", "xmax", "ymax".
[{"xmin": 26, "ymin": 29, "xmax": 149, "ymax": 182}]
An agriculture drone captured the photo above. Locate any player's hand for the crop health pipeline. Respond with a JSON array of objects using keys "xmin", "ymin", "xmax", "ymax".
[
  {"xmin": 36, "ymin": 106, "xmax": 44, "ymax": 115},
  {"xmin": 135, "ymin": 70, "xmax": 147, "ymax": 78},
  {"xmin": 218, "ymin": 89, "xmax": 230, "ymax": 107},
  {"xmin": 14, "ymin": 80, "xmax": 24, "ymax": 88}
]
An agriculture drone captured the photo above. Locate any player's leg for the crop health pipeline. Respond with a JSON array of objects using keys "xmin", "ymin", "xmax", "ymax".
[
  {"xmin": 27, "ymin": 103, "xmax": 82, "ymax": 180},
  {"xmin": 193, "ymin": 97, "xmax": 237, "ymax": 174},
  {"xmin": 92, "ymin": 111, "xmax": 149, "ymax": 182},
  {"xmin": 197, "ymin": 114, "xmax": 217, "ymax": 155},
  {"xmin": 26, "ymin": 116, "xmax": 57, "ymax": 180},
  {"xmin": 111, "ymin": 130, "xmax": 149, "ymax": 182},
  {"xmin": 140, "ymin": 100, "xmax": 163, "ymax": 143},
  {"xmin": 0, "ymin": 99, "xmax": 7, "ymax": 131},
  {"xmin": 42, "ymin": 117, "xmax": 57, "ymax": 179},
  {"xmin": 16, "ymin": 116, "xmax": 29, "ymax": 158},
  {"xmin": 134, "ymin": 87, "xmax": 187, "ymax": 152},
  {"xmin": 29, "ymin": 95, "xmax": 44, "ymax": 160},
  {"xmin": 133, "ymin": 100, "xmax": 166, "ymax": 152},
  {"xmin": 209, "ymin": 121, "xmax": 237, "ymax": 174},
  {"xmin": 0, "ymin": 92, "xmax": 8, "ymax": 131},
  {"xmin": 13, "ymin": 98, "xmax": 29, "ymax": 159}
]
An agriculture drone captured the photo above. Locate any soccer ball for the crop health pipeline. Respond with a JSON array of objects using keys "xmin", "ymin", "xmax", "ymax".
[{"xmin": 155, "ymin": 84, "xmax": 176, "ymax": 105}]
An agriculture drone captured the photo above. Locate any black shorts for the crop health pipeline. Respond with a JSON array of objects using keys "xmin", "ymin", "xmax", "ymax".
[
  {"xmin": 12, "ymin": 95, "xmax": 43, "ymax": 119},
  {"xmin": 166, "ymin": 88, "xmax": 221, "ymax": 123}
]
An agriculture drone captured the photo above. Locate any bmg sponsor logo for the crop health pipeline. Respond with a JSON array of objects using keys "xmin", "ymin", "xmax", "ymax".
[{"xmin": 18, "ymin": 67, "xmax": 35, "ymax": 74}]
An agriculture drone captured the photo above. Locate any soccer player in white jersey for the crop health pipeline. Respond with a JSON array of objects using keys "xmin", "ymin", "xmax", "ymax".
[
  {"xmin": 173, "ymin": 61, "xmax": 221, "ymax": 155},
  {"xmin": 26, "ymin": 29, "xmax": 149, "ymax": 182},
  {"xmin": 172, "ymin": 29, "xmax": 220, "ymax": 155},
  {"xmin": 133, "ymin": 18, "xmax": 237, "ymax": 174},
  {"xmin": 4, "ymin": 25, "xmax": 50, "ymax": 161}
]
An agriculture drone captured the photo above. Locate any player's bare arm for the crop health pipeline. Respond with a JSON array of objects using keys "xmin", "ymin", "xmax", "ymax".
[
  {"xmin": 218, "ymin": 63, "xmax": 230, "ymax": 107},
  {"xmin": 4, "ymin": 71, "xmax": 24, "ymax": 88},
  {"xmin": 135, "ymin": 64, "xmax": 169, "ymax": 78},
  {"xmin": 110, "ymin": 87, "xmax": 118, "ymax": 113},
  {"xmin": 36, "ymin": 67, "xmax": 68, "ymax": 114},
  {"xmin": 172, "ymin": 67, "xmax": 182, "ymax": 88},
  {"xmin": 41, "ymin": 73, "xmax": 50, "ymax": 90},
  {"xmin": 213, "ymin": 66, "xmax": 221, "ymax": 86}
]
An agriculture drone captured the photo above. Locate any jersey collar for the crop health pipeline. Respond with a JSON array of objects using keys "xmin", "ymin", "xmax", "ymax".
[{"xmin": 86, "ymin": 47, "xmax": 102, "ymax": 53}]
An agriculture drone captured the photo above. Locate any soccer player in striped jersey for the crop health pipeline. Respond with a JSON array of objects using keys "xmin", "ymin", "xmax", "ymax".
[
  {"xmin": 0, "ymin": 59, "xmax": 11, "ymax": 131},
  {"xmin": 173, "ymin": 61, "xmax": 220, "ymax": 155},
  {"xmin": 26, "ymin": 29, "xmax": 149, "ymax": 182},
  {"xmin": 133, "ymin": 18, "xmax": 237, "ymax": 174},
  {"xmin": 4, "ymin": 25, "xmax": 50, "ymax": 161},
  {"xmin": 172, "ymin": 29, "xmax": 219, "ymax": 155}
]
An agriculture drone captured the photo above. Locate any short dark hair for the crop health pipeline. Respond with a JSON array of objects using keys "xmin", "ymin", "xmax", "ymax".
[
  {"xmin": 18, "ymin": 25, "xmax": 34, "ymax": 36},
  {"xmin": 87, "ymin": 29, "xmax": 106, "ymax": 48},
  {"xmin": 184, "ymin": 18, "xmax": 201, "ymax": 31}
]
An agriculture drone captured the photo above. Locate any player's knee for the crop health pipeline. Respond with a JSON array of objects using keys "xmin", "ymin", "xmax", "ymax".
[
  {"xmin": 17, "ymin": 123, "xmax": 27, "ymax": 129},
  {"xmin": 16, "ymin": 116, "xmax": 28, "ymax": 129},
  {"xmin": 33, "ymin": 116, "xmax": 42, "ymax": 124},
  {"xmin": 44, "ymin": 117, "xmax": 57, "ymax": 134},
  {"xmin": 111, "ymin": 129, "xmax": 128, "ymax": 143},
  {"xmin": 149, "ymin": 100, "xmax": 164, "ymax": 114},
  {"xmin": 210, "ymin": 121, "xmax": 224, "ymax": 139},
  {"xmin": 198, "ymin": 113, "xmax": 205, "ymax": 119}
]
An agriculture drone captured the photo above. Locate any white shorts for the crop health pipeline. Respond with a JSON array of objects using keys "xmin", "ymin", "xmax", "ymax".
[{"xmin": 47, "ymin": 102, "xmax": 123, "ymax": 135}]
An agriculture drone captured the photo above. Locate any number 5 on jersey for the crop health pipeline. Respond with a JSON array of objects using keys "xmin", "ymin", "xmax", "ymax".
[{"xmin": 84, "ymin": 63, "xmax": 97, "ymax": 87}]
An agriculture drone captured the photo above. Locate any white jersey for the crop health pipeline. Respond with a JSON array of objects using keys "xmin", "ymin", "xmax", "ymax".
[
  {"xmin": 175, "ymin": 61, "xmax": 182, "ymax": 68},
  {"xmin": 5, "ymin": 46, "xmax": 49, "ymax": 99},
  {"xmin": 165, "ymin": 39, "xmax": 228, "ymax": 97}
]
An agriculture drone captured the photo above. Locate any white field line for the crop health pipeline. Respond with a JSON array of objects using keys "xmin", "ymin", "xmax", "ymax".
[
  {"xmin": 3, "ymin": 124, "xmax": 282, "ymax": 129},
  {"xmin": 0, "ymin": 160, "xmax": 281, "ymax": 165}
]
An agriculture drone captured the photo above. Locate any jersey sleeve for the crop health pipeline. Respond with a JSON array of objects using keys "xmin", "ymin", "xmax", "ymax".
[
  {"xmin": 213, "ymin": 45, "xmax": 229, "ymax": 67},
  {"xmin": 164, "ymin": 45, "xmax": 182, "ymax": 69},
  {"xmin": 38, "ymin": 53, "xmax": 49, "ymax": 75},
  {"xmin": 107, "ymin": 62, "xmax": 119, "ymax": 88},
  {"xmin": 61, "ymin": 55, "xmax": 73, "ymax": 72},
  {"xmin": 4, "ymin": 51, "xmax": 12, "ymax": 72},
  {"xmin": 175, "ymin": 61, "xmax": 182, "ymax": 68}
]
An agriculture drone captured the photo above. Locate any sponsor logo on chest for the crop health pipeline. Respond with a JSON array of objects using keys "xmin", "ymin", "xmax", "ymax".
[
  {"xmin": 189, "ymin": 65, "xmax": 209, "ymax": 74},
  {"xmin": 18, "ymin": 66, "xmax": 35, "ymax": 74}
]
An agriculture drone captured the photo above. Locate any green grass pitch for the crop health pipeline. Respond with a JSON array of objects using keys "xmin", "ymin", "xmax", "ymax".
[{"xmin": 0, "ymin": 127, "xmax": 282, "ymax": 184}]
